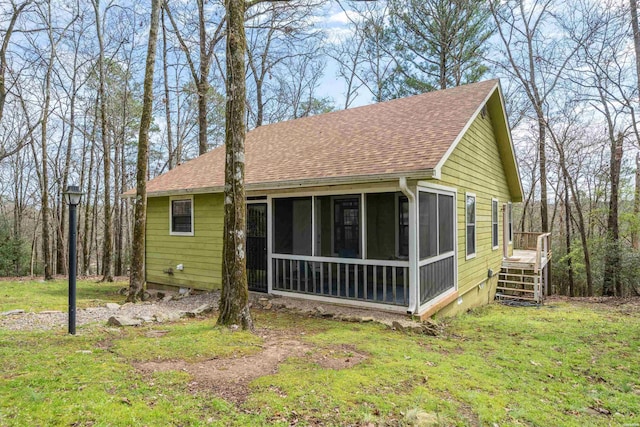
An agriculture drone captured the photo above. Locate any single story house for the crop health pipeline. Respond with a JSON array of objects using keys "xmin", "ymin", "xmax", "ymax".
[{"xmin": 127, "ymin": 79, "xmax": 523, "ymax": 319}]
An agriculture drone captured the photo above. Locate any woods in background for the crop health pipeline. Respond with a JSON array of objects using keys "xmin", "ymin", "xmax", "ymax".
[{"xmin": 0, "ymin": 0, "xmax": 639, "ymax": 298}]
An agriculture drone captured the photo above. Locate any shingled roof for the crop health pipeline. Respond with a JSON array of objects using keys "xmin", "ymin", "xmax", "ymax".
[{"xmin": 134, "ymin": 79, "xmax": 517, "ymax": 197}]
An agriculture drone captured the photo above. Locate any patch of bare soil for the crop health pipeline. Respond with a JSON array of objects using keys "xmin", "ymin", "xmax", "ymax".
[
  {"xmin": 547, "ymin": 296, "xmax": 640, "ymax": 314},
  {"xmin": 310, "ymin": 344, "xmax": 368, "ymax": 370},
  {"xmin": 135, "ymin": 329, "xmax": 368, "ymax": 404}
]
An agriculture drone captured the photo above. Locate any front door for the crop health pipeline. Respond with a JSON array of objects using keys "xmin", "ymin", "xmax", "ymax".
[{"xmin": 247, "ymin": 203, "xmax": 268, "ymax": 292}]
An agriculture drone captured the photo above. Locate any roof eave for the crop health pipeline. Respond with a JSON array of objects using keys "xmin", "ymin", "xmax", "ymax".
[{"xmin": 125, "ymin": 169, "xmax": 437, "ymax": 198}]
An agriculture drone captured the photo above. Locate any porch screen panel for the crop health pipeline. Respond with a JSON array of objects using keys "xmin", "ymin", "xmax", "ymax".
[
  {"xmin": 273, "ymin": 197, "xmax": 312, "ymax": 255},
  {"xmin": 366, "ymin": 193, "xmax": 397, "ymax": 260},
  {"xmin": 418, "ymin": 188, "xmax": 456, "ymax": 305},
  {"xmin": 419, "ymin": 192, "xmax": 438, "ymax": 259},
  {"xmin": 438, "ymin": 195, "xmax": 454, "ymax": 253},
  {"xmin": 419, "ymin": 256, "xmax": 455, "ymax": 304}
]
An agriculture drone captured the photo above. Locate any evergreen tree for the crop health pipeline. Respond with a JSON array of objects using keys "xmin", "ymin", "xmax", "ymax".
[{"xmin": 384, "ymin": 0, "xmax": 492, "ymax": 98}]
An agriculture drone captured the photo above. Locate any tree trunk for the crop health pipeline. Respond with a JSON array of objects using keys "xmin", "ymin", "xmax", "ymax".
[
  {"xmin": 603, "ymin": 133, "xmax": 623, "ymax": 296},
  {"xmin": 57, "ymin": 72, "xmax": 77, "ymax": 277},
  {"xmin": 634, "ymin": 153, "xmax": 640, "ymax": 250},
  {"xmin": 40, "ymin": 1, "xmax": 55, "ymax": 281},
  {"xmin": 161, "ymin": 8, "xmax": 175, "ymax": 169},
  {"xmin": 563, "ymin": 174, "xmax": 574, "ymax": 297},
  {"xmin": 552, "ymin": 136, "xmax": 594, "ymax": 296},
  {"xmin": 93, "ymin": 0, "xmax": 113, "ymax": 282},
  {"xmin": 114, "ymin": 128, "xmax": 122, "ymax": 277},
  {"xmin": 630, "ymin": 0, "xmax": 640, "ymax": 250},
  {"xmin": 83, "ymin": 99, "xmax": 98, "ymax": 275},
  {"xmin": 197, "ymin": 0, "xmax": 209, "ymax": 156},
  {"xmin": 128, "ymin": 0, "xmax": 161, "ymax": 302},
  {"xmin": 197, "ymin": 80, "xmax": 209, "ymax": 155},
  {"xmin": 217, "ymin": 0, "xmax": 253, "ymax": 330}
]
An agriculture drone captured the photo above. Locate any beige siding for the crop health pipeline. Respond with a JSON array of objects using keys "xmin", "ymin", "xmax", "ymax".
[
  {"xmin": 437, "ymin": 111, "xmax": 512, "ymax": 316},
  {"xmin": 146, "ymin": 194, "xmax": 223, "ymax": 290}
]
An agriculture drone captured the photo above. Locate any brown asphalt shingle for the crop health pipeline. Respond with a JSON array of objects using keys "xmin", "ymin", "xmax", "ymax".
[{"xmin": 140, "ymin": 79, "xmax": 499, "ymax": 196}]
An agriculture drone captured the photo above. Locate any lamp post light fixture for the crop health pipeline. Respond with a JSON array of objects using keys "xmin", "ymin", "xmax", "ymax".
[{"xmin": 63, "ymin": 185, "xmax": 84, "ymax": 335}]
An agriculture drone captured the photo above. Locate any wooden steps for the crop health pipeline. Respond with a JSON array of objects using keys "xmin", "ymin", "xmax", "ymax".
[{"xmin": 496, "ymin": 266, "xmax": 543, "ymax": 304}]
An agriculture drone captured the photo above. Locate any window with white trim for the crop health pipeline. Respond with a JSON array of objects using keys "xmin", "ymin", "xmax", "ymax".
[
  {"xmin": 492, "ymin": 199, "xmax": 499, "ymax": 249},
  {"xmin": 466, "ymin": 194, "xmax": 476, "ymax": 258},
  {"xmin": 170, "ymin": 198, "xmax": 193, "ymax": 235}
]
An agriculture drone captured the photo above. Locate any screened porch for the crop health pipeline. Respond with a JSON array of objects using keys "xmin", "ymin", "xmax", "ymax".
[{"xmin": 269, "ymin": 187, "xmax": 457, "ymax": 311}]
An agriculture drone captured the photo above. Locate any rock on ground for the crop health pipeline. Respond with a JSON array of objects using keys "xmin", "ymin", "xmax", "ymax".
[{"xmin": 107, "ymin": 316, "xmax": 143, "ymax": 327}]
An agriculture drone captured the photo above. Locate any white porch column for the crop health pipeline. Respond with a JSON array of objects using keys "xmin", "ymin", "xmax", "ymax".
[{"xmin": 266, "ymin": 195, "xmax": 273, "ymax": 293}]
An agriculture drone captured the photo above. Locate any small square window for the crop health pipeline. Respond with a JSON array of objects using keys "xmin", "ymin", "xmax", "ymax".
[{"xmin": 170, "ymin": 198, "xmax": 193, "ymax": 235}]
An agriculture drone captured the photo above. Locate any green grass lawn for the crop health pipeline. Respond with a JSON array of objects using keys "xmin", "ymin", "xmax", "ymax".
[
  {"xmin": 0, "ymin": 278, "xmax": 123, "ymax": 312},
  {"xmin": 1, "ymin": 279, "xmax": 639, "ymax": 426}
]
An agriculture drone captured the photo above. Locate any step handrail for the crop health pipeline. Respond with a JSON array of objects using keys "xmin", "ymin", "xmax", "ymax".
[{"xmin": 534, "ymin": 232, "xmax": 551, "ymax": 273}]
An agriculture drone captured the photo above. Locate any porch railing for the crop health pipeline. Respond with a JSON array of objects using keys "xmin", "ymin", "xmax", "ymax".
[
  {"xmin": 534, "ymin": 232, "xmax": 552, "ymax": 273},
  {"xmin": 272, "ymin": 254, "xmax": 410, "ymax": 306},
  {"xmin": 513, "ymin": 232, "xmax": 541, "ymax": 250}
]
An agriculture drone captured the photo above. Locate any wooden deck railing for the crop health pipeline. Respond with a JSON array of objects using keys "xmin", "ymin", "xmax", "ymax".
[
  {"xmin": 513, "ymin": 232, "xmax": 551, "ymax": 271},
  {"xmin": 513, "ymin": 232, "xmax": 541, "ymax": 250}
]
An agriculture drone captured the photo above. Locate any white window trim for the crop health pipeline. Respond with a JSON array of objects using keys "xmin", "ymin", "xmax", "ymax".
[
  {"xmin": 465, "ymin": 192, "xmax": 476, "ymax": 260},
  {"xmin": 507, "ymin": 201, "xmax": 513, "ymax": 244},
  {"xmin": 492, "ymin": 198, "xmax": 499, "ymax": 250},
  {"xmin": 169, "ymin": 195, "xmax": 194, "ymax": 236}
]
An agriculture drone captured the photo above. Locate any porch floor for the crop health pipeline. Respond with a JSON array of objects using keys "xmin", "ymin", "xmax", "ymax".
[{"xmin": 501, "ymin": 249, "xmax": 548, "ymax": 269}]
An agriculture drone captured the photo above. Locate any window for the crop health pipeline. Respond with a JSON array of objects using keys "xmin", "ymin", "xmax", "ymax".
[
  {"xmin": 508, "ymin": 202, "xmax": 513, "ymax": 243},
  {"xmin": 170, "ymin": 197, "xmax": 193, "ymax": 235},
  {"xmin": 334, "ymin": 197, "xmax": 360, "ymax": 257},
  {"xmin": 492, "ymin": 199, "xmax": 499, "ymax": 249},
  {"xmin": 398, "ymin": 196, "xmax": 409, "ymax": 257},
  {"xmin": 466, "ymin": 194, "xmax": 476, "ymax": 258}
]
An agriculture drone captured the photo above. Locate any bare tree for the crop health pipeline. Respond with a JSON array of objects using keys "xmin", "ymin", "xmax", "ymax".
[
  {"xmin": 629, "ymin": 0, "xmax": 640, "ymax": 250},
  {"xmin": 128, "ymin": 0, "xmax": 161, "ymax": 301},
  {"xmin": 92, "ymin": 0, "xmax": 113, "ymax": 282},
  {"xmin": 245, "ymin": 0, "xmax": 325, "ymax": 127},
  {"xmin": 490, "ymin": 0, "xmax": 581, "ymax": 233},
  {"xmin": 0, "ymin": 0, "xmax": 33, "ymax": 160},
  {"xmin": 164, "ymin": 0, "xmax": 225, "ymax": 156}
]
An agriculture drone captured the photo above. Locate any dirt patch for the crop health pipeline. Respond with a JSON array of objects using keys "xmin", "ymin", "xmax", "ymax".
[
  {"xmin": 310, "ymin": 344, "xmax": 368, "ymax": 370},
  {"xmin": 135, "ymin": 329, "xmax": 311, "ymax": 403},
  {"xmin": 135, "ymin": 330, "xmax": 369, "ymax": 403}
]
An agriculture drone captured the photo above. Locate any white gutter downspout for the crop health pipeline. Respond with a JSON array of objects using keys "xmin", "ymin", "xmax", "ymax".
[{"xmin": 399, "ymin": 177, "xmax": 419, "ymax": 315}]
